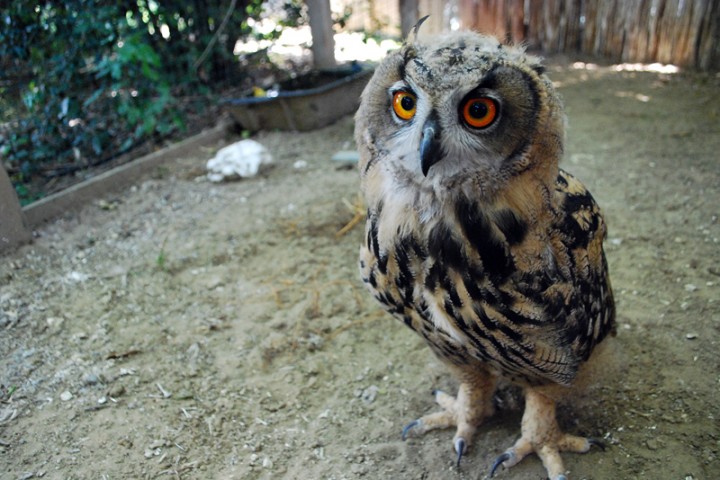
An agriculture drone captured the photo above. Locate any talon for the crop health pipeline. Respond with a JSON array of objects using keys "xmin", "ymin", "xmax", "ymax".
[
  {"xmin": 401, "ymin": 419, "xmax": 421, "ymax": 440},
  {"xmin": 588, "ymin": 438, "xmax": 606, "ymax": 451},
  {"xmin": 490, "ymin": 451, "xmax": 513, "ymax": 477},
  {"xmin": 454, "ymin": 437, "xmax": 466, "ymax": 468}
]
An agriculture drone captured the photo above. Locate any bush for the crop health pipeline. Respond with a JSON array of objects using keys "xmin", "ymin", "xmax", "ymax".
[{"xmin": 0, "ymin": 0, "xmax": 281, "ymax": 204}]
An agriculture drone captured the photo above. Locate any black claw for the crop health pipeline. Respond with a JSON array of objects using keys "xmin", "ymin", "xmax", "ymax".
[
  {"xmin": 489, "ymin": 452, "xmax": 511, "ymax": 477},
  {"xmin": 401, "ymin": 420, "xmax": 419, "ymax": 441},
  {"xmin": 588, "ymin": 438, "xmax": 606, "ymax": 451},
  {"xmin": 454, "ymin": 438, "xmax": 466, "ymax": 468}
]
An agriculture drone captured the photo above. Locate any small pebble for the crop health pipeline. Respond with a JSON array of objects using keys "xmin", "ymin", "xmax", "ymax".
[
  {"xmin": 331, "ymin": 150, "xmax": 360, "ymax": 163},
  {"xmin": 60, "ymin": 391, "xmax": 73, "ymax": 402},
  {"xmin": 46, "ymin": 316, "xmax": 64, "ymax": 328},
  {"xmin": 108, "ymin": 384, "xmax": 126, "ymax": 398},
  {"xmin": 149, "ymin": 439, "xmax": 167, "ymax": 449},
  {"xmin": 66, "ymin": 271, "xmax": 90, "ymax": 283},
  {"xmin": 144, "ymin": 448, "xmax": 160, "ymax": 458},
  {"xmin": 361, "ymin": 385, "xmax": 379, "ymax": 404},
  {"xmin": 684, "ymin": 284, "xmax": 698, "ymax": 292},
  {"xmin": 685, "ymin": 333, "xmax": 698, "ymax": 340}
]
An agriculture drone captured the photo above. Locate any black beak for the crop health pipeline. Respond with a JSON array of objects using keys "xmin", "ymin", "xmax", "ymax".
[{"xmin": 420, "ymin": 115, "xmax": 442, "ymax": 176}]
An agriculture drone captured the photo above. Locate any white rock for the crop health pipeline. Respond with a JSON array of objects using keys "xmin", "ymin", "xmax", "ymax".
[
  {"xmin": 206, "ymin": 140, "xmax": 272, "ymax": 182},
  {"xmin": 60, "ymin": 391, "xmax": 73, "ymax": 401}
]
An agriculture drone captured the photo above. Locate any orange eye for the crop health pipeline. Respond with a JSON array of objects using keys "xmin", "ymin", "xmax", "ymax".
[
  {"xmin": 462, "ymin": 97, "xmax": 497, "ymax": 129},
  {"xmin": 392, "ymin": 91, "xmax": 417, "ymax": 120}
]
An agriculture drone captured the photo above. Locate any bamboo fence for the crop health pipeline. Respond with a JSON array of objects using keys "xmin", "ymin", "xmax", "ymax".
[{"xmin": 343, "ymin": 0, "xmax": 720, "ymax": 70}]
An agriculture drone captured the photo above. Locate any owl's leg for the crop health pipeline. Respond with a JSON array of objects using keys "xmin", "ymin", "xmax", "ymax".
[
  {"xmin": 402, "ymin": 367, "xmax": 497, "ymax": 466},
  {"xmin": 490, "ymin": 387, "xmax": 604, "ymax": 480}
]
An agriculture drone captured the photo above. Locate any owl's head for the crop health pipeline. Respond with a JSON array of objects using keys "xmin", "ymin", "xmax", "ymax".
[{"xmin": 355, "ymin": 31, "xmax": 564, "ymax": 205}]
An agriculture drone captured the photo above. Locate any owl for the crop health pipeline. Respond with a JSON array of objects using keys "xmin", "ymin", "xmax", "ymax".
[{"xmin": 355, "ymin": 27, "xmax": 615, "ymax": 480}]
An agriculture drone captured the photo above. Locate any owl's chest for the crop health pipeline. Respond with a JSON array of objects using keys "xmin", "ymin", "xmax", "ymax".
[
  {"xmin": 358, "ymin": 201, "xmax": 519, "ymax": 328},
  {"xmin": 360, "ymin": 204, "xmax": 529, "ymax": 371},
  {"xmin": 358, "ymin": 222, "xmax": 432, "ymax": 313}
]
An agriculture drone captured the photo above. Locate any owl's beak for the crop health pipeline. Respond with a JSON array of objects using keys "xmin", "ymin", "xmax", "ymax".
[{"xmin": 420, "ymin": 116, "xmax": 442, "ymax": 176}]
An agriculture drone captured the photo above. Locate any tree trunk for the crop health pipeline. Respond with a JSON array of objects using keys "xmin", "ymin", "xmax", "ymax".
[
  {"xmin": 0, "ymin": 165, "xmax": 31, "ymax": 253},
  {"xmin": 306, "ymin": 0, "xmax": 336, "ymax": 69}
]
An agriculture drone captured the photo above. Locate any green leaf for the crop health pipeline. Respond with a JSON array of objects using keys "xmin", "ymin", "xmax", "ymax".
[
  {"xmin": 140, "ymin": 61, "xmax": 160, "ymax": 81},
  {"xmin": 91, "ymin": 135, "xmax": 102, "ymax": 154},
  {"xmin": 111, "ymin": 62, "xmax": 122, "ymax": 80},
  {"xmin": 120, "ymin": 138, "xmax": 134, "ymax": 152},
  {"xmin": 83, "ymin": 88, "xmax": 105, "ymax": 107}
]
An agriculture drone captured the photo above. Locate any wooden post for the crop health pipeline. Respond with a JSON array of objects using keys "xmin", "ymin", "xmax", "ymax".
[
  {"xmin": 306, "ymin": 0, "xmax": 336, "ymax": 69},
  {"xmin": 0, "ymin": 164, "xmax": 31, "ymax": 253}
]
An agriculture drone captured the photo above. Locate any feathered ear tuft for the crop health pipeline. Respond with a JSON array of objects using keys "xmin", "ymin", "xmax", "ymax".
[{"xmin": 406, "ymin": 15, "xmax": 430, "ymax": 44}]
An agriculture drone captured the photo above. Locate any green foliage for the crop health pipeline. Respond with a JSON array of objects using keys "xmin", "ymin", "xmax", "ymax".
[{"xmin": 0, "ymin": 0, "xmax": 273, "ymax": 204}]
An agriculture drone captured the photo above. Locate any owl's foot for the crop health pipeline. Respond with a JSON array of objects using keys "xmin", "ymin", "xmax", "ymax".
[
  {"xmin": 401, "ymin": 371, "xmax": 497, "ymax": 467},
  {"xmin": 489, "ymin": 388, "xmax": 604, "ymax": 480}
]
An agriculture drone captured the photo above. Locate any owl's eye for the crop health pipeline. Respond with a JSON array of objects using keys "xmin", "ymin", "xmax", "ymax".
[
  {"xmin": 392, "ymin": 91, "xmax": 417, "ymax": 121},
  {"xmin": 461, "ymin": 97, "xmax": 498, "ymax": 129}
]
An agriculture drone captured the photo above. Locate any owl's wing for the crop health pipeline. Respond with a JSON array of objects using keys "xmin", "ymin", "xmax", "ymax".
[
  {"xmin": 446, "ymin": 169, "xmax": 615, "ymax": 386},
  {"xmin": 547, "ymin": 169, "xmax": 616, "ymax": 362},
  {"xmin": 505, "ymin": 169, "xmax": 613, "ymax": 385}
]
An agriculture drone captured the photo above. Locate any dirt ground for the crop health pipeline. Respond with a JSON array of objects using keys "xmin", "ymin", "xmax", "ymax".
[{"xmin": 1, "ymin": 59, "xmax": 719, "ymax": 480}]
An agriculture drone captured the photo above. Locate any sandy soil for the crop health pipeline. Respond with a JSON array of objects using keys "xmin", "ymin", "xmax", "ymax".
[{"xmin": 1, "ymin": 60, "xmax": 719, "ymax": 480}]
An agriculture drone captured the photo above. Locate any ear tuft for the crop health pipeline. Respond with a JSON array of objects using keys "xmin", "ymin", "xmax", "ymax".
[{"xmin": 406, "ymin": 15, "xmax": 430, "ymax": 44}]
